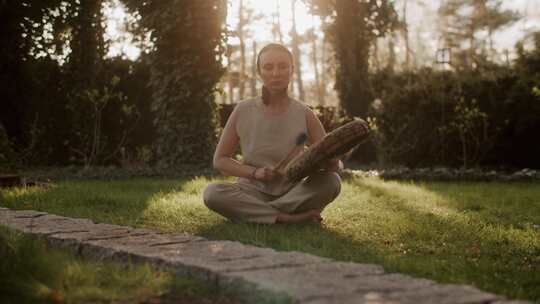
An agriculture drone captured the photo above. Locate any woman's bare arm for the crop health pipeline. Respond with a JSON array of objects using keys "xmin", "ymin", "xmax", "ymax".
[
  {"xmin": 213, "ymin": 107, "xmax": 256, "ymax": 179},
  {"xmin": 305, "ymin": 107, "xmax": 326, "ymax": 145}
]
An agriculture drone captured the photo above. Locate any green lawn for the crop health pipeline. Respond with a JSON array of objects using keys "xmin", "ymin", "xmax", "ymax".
[
  {"xmin": 0, "ymin": 226, "xmax": 239, "ymax": 304},
  {"xmin": 1, "ymin": 176, "xmax": 539, "ymax": 301}
]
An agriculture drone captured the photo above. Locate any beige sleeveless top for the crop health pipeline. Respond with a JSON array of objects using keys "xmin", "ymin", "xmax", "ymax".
[{"xmin": 235, "ymin": 97, "xmax": 308, "ymax": 196}]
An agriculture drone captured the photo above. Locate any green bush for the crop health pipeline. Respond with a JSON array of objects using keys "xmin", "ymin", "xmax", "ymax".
[
  {"xmin": 367, "ymin": 61, "xmax": 540, "ymax": 168},
  {"xmin": 134, "ymin": 0, "xmax": 227, "ymax": 169},
  {"xmin": 0, "ymin": 123, "xmax": 17, "ymax": 169}
]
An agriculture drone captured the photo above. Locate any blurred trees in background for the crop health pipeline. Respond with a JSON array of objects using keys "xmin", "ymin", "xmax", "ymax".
[
  {"xmin": 124, "ymin": 0, "xmax": 227, "ymax": 168},
  {"xmin": 224, "ymin": 0, "xmax": 340, "ymax": 106},
  {"xmin": 438, "ymin": 0, "xmax": 520, "ymax": 69},
  {"xmin": 367, "ymin": 33, "xmax": 540, "ymax": 168},
  {"xmin": 1, "ymin": 0, "xmax": 75, "ymax": 166},
  {"xmin": 1, "ymin": 0, "xmax": 226, "ymax": 169},
  {"xmin": 308, "ymin": 0, "xmax": 399, "ymax": 117},
  {"xmin": 0, "ymin": 0, "xmax": 539, "ymax": 170}
]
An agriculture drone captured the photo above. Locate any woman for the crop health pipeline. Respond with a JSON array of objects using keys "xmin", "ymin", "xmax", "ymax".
[{"xmin": 203, "ymin": 43, "xmax": 342, "ymax": 224}]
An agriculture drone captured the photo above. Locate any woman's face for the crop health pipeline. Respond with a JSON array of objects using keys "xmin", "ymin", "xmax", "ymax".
[{"xmin": 259, "ymin": 49, "xmax": 293, "ymax": 91}]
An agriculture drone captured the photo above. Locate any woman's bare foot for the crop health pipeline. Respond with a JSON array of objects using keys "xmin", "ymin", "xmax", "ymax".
[{"xmin": 276, "ymin": 210, "xmax": 322, "ymax": 223}]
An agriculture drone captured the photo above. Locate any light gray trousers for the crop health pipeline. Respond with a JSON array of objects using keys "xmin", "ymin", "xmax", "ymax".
[{"xmin": 203, "ymin": 172, "xmax": 341, "ymax": 224}]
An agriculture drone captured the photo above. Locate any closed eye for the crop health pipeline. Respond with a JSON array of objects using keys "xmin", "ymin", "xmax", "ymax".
[{"xmin": 278, "ymin": 63, "xmax": 289, "ymax": 69}]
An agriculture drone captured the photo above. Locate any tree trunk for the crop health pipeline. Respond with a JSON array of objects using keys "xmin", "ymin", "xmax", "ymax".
[
  {"xmin": 69, "ymin": 0, "xmax": 104, "ymax": 86},
  {"xmin": 373, "ymin": 39, "xmax": 380, "ymax": 71},
  {"xmin": 469, "ymin": 22, "xmax": 475, "ymax": 68},
  {"xmin": 321, "ymin": 35, "xmax": 329, "ymax": 105},
  {"xmin": 387, "ymin": 33, "xmax": 396, "ymax": 72},
  {"xmin": 238, "ymin": 0, "xmax": 246, "ymax": 100},
  {"xmin": 334, "ymin": 0, "xmax": 372, "ymax": 117},
  {"xmin": 291, "ymin": 0, "xmax": 305, "ymax": 101},
  {"xmin": 310, "ymin": 29, "xmax": 324, "ymax": 106},
  {"xmin": 227, "ymin": 48, "xmax": 234, "ymax": 104},
  {"xmin": 402, "ymin": 0, "xmax": 411, "ymax": 70},
  {"xmin": 275, "ymin": 0, "xmax": 284, "ymax": 43},
  {"xmin": 251, "ymin": 40, "xmax": 257, "ymax": 97}
]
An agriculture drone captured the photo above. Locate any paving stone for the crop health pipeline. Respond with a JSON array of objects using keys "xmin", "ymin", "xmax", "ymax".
[
  {"xmin": 381, "ymin": 283, "xmax": 502, "ymax": 304},
  {"xmin": 74, "ymin": 232, "xmax": 209, "ymax": 260},
  {"xmin": 303, "ymin": 287, "xmax": 501, "ymax": 304},
  {"xmin": 12, "ymin": 210, "xmax": 49, "ymax": 218},
  {"xmin": 0, "ymin": 208, "xmax": 16, "ymax": 221},
  {"xmin": 159, "ymin": 245, "xmax": 330, "ymax": 274},
  {"xmin": 3, "ymin": 215, "xmax": 94, "ymax": 235},
  {"xmin": 2, "ymin": 216, "xmax": 115, "ymax": 237},
  {"xmin": 490, "ymin": 301, "xmax": 531, "ymax": 304},
  {"xmin": 0, "ymin": 208, "xmax": 530, "ymax": 304},
  {"xmin": 299, "ymin": 292, "xmax": 399, "ymax": 304},
  {"xmin": 226, "ymin": 262, "xmax": 425, "ymax": 302},
  {"xmin": 215, "ymin": 250, "xmax": 332, "ymax": 273},
  {"xmin": 0, "ymin": 209, "xmax": 47, "ymax": 222},
  {"xmin": 47, "ymin": 225, "xmax": 160, "ymax": 253}
]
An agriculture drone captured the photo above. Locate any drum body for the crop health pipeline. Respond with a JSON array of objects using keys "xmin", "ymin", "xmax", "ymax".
[{"xmin": 284, "ymin": 119, "xmax": 370, "ymax": 182}]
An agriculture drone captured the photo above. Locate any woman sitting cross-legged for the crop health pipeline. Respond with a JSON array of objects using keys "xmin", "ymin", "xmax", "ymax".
[{"xmin": 203, "ymin": 43, "xmax": 341, "ymax": 224}]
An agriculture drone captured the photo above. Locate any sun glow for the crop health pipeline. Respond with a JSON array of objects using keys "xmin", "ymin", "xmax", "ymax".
[
  {"xmin": 226, "ymin": 0, "xmax": 323, "ymax": 85},
  {"xmin": 103, "ymin": 0, "xmax": 146, "ymax": 60},
  {"xmin": 227, "ymin": 0, "xmax": 321, "ymax": 44},
  {"xmin": 103, "ymin": 0, "xmax": 322, "ymax": 61}
]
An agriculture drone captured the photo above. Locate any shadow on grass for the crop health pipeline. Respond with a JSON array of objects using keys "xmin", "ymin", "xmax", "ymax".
[
  {"xmin": 1, "ymin": 176, "xmax": 539, "ymax": 301},
  {"xmin": 195, "ymin": 178, "xmax": 540, "ymax": 301},
  {"xmin": 346, "ymin": 178, "xmax": 539, "ymax": 300},
  {"xmin": 419, "ymin": 181, "xmax": 540, "ymax": 229}
]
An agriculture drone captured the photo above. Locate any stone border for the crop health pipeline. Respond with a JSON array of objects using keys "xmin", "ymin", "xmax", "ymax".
[{"xmin": 0, "ymin": 208, "xmax": 529, "ymax": 304}]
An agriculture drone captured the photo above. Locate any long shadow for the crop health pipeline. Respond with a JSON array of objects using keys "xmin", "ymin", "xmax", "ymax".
[
  {"xmin": 352, "ymin": 178, "xmax": 539, "ymax": 300},
  {"xmin": 196, "ymin": 178, "xmax": 540, "ymax": 301},
  {"xmin": 418, "ymin": 180, "xmax": 540, "ymax": 229},
  {"xmin": 2, "ymin": 176, "xmax": 538, "ymax": 300}
]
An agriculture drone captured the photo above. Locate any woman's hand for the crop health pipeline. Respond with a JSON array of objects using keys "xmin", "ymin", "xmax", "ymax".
[{"xmin": 253, "ymin": 167, "xmax": 278, "ymax": 181}]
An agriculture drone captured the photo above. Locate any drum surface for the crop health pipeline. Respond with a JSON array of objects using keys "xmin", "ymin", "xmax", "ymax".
[{"xmin": 285, "ymin": 119, "xmax": 370, "ymax": 182}]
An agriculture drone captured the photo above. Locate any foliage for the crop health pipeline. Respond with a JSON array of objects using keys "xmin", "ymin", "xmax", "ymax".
[
  {"xmin": 67, "ymin": 1, "xmax": 105, "ymax": 84},
  {"xmin": 307, "ymin": 0, "xmax": 399, "ymax": 117},
  {"xmin": 98, "ymin": 57, "xmax": 155, "ymax": 168},
  {"xmin": 367, "ymin": 53, "xmax": 540, "ymax": 169},
  {"xmin": 0, "ymin": 1, "xmax": 102, "ymax": 166},
  {"xmin": 533, "ymin": 87, "xmax": 540, "ymax": 98},
  {"xmin": 358, "ymin": 33, "xmax": 539, "ymax": 169},
  {"xmin": 0, "ymin": 1, "xmax": 51, "ymax": 160},
  {"xmin": 1, "ymin": 0, "xmax": 228, "ymax": 169},
  {"xmin": 310, "ymin": 105, "xmax": 353, "ymax": 132},
  {"xmin": 0, "ymin": 123, "xmax": 16, "ymax": 169},
  {"xmin": 439, "ymin": 98, "xmax": 494, "ymax": 168},
  {"xmin": 125, "ymin": 0, "xmax": 228, "ymax": 168},
  {"xmin": 67, "ymin": 76, "xmax": 139, "ymax": 168},
  {"xmin": 366, "ymin": 115, "xmax": 418, "ymax": 167},
  {"xmin": 438, "ymin": 0, "xmax": 520, "ymax": 69},
  {"xmin": 0, "ymin": 0, "xmax": 538, "ymax": 170},
  {"xmin": 367, "ymin": 69, "xmax": 451, "ymax": 166}
]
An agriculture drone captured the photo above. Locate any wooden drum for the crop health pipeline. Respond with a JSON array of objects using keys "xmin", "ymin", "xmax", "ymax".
[{"xmin": 284, "ymin": 119, "xmax": 370, "ymax": 182}]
